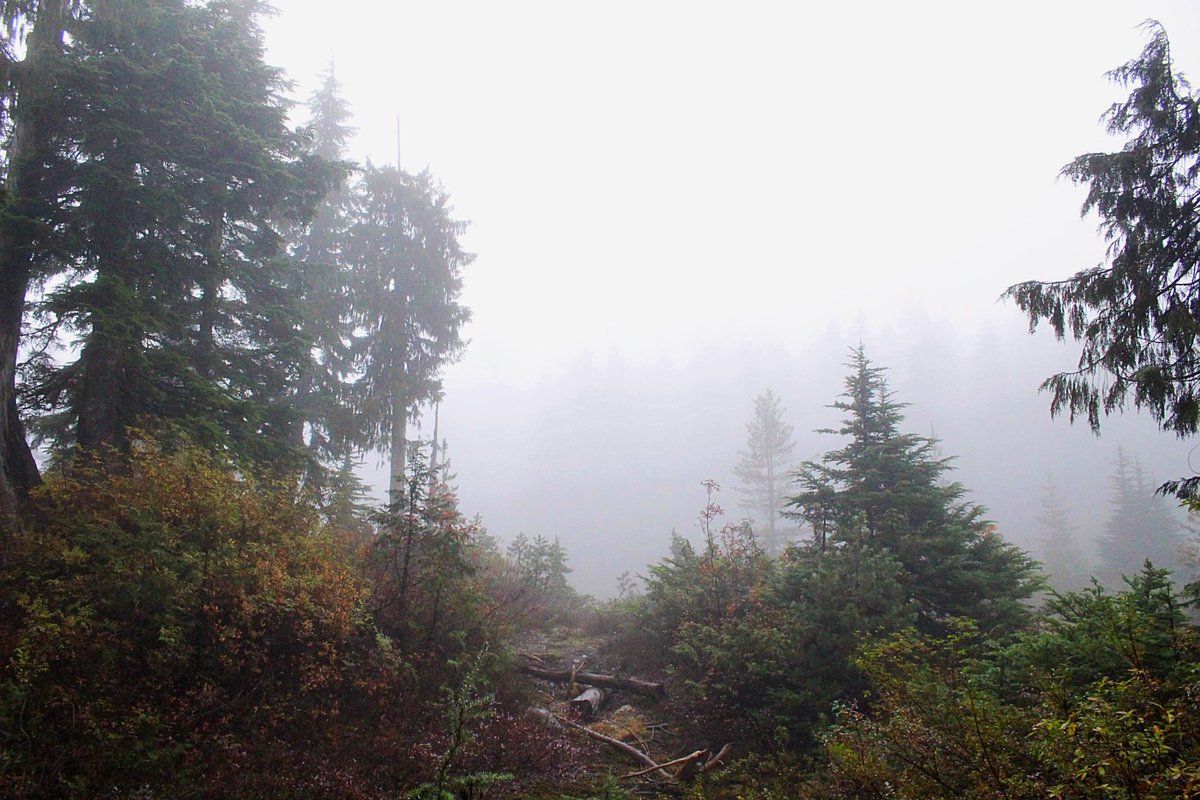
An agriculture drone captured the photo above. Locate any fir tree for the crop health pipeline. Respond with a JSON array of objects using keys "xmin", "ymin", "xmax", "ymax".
[
  {"xmin": 1097, "ymin": 448, "xmax": 1187, "ymax": 589},
  {"xmin": 733, "ymin": 388, "xmax": 797, "ymax": 554},
  {"xmin": 1004, "ymin": 23, "xmax": 1200, "ymax": 497},
  {"xmin": 282, "ymin": 61, "xmax": 357, "ymax": 484},
  {"xmin": 322, "ymin": 451, "xmax": 374, "ymax": 539},
  {"xmin": 0, "ymin": 0, "xmax": 71, "ymax": 521},
  {"xmin": 21, "ymin": 0, "xmax": 336, "ymax": 466},
  {"xmin": 1036, "ymin": 471, "xmax": 1091, "ymax": 593},
  {"xmin": 786, "ymin": 346, "xmax": 1039, "ymax": 634},
  {"xmin": 346, "ymin": 165, "xmax": 472, "ymax": 501},
  {"xmin": 305, "ymin": 61, "xmax": 357, "ymax": 163}
]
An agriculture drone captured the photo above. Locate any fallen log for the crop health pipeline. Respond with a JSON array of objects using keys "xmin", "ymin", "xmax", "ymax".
[
  {"xmin": 569, "ymin": 686, "xmax": 606, "ymax": 718},
  {"xmin": 562, "ymin": 718, "xmax": 674, "ymax": 782},
  {"xmin": 622, "ymin": 749, "xmax": 707, "ymax": 779},
  {"xmin": 673, "ymin": 743, "xmax": 731, "ymax": 782},
  {"xmin": 517, "ymin": 663, "xmax": 666, "ymax": 699},
  {"xmin": 700, "ymin": 742, "xmax": 733, "ymax": 773},
  {"xmin": 527, "ymin": 707, "xmax": 673, "ymax": 782}
]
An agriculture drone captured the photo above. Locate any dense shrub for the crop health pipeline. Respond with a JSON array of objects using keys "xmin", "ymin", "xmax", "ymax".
[
  {"xmin": 0, "ymin": 444, "xmax": 390, "ymax": 795},
  {"xmin": 0, "ymin": 442, "xmax": 533, "ymax": 798},
  {"xmin": 632, "ymin": 522, "xmax": 913, "ymax": 751},
  {"xmin": 807, "ymin": 565, "xmax": 1200, "ymax": 800}
]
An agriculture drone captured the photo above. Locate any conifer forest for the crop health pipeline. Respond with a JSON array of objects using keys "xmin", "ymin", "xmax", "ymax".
[{"xmin": 3, "ymin": 3, "xmax": 1200, "ymax": 798}]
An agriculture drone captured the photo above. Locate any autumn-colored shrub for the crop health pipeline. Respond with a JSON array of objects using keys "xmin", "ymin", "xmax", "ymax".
[
  {"xmin": 0, "ymin": 440, "xmax": 583, "ymax": 797},
  {"xmin": 0, "ymin": 444, "xmax": 405, "ymax": 797}
]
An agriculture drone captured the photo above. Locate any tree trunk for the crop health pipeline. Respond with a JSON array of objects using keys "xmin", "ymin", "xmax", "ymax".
[
  {"xmin": 386, "ymin": 280, "xmax": 409, "ymax": 503},
  {"xmin": 569, "ymin": 686, "xmax": 606, "ymax": 718},
  {"xmin": 196, "ymin": 205, "xmax": 224, "ymax": 379},
  {"xmin": 766, "ymin": 450, "xmax": 777, "ymax": 554},
  {"xmin": 0, "ymin": 263, "xmax": 39, "ymax": 520},
  {"xmin": 75, "ymin": 303, "xmax": 131, "ymax": 451},
  {"xmin": 388, "ymin": 397, "xmax": 407, "ymax": 503},
  {"xmin": 0, "ymin": 0, "xmax": 71, "ymax": 522},
  {"xmin": 429, "ymin": 401, "xmax": 440, "ymax": 485},
  {"xmin": 75, "ymin": 151, "xmax": 138, "ymax": 453}
]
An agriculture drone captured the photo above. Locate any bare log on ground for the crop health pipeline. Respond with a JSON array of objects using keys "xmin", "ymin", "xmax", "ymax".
[
  {"xmin": 622, "ymin": 749, "xmax": 707, "ymax": 779},
  {"xmin": 526, "ymin": 707, "xmax": 673, "ymax": 782},
  {"xmin": 517, "ymin": 663, "xmax": 666, "ymax": 699},
  {"xmin": 677, "ymin": 742, "xmax": 733, "ymax": 781},
  {"xmin": 569, "ymin": 686, "xmax": 606, "ymax": 718},
  {"xmin": 700, "ymin": 742, "xmax": 733, "ymax": 773}
]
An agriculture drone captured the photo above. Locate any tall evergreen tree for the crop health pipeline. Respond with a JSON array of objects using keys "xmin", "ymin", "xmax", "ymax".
[
  {"xmin": 733, "ymin": 388, "xmax": 796, "ymax": 554},
  {"xmin": 507, "ymin": 533, "xmax": 573, "ymax": 601},
  {"xmin": 304, "ymin": 62, "xmax": 356, "ymax": 163},
  {"xmin": 1097, "ymin": 447, "xmax": 1187, "ymax": 589},
  {"xmin": 786, "ymin": 346, "xmax": 1039, "ymax": 634},
  {"xmin": 282, "ymin": 61, "xmax": 357, "ymax": 481},
  {"xmin": 0, "ymin": 0, "xmax": 71, "ymax": 521},
  {"xmin": 323, "ymin": 451, "xmax": 374, "ymax": 539},
  {"xmin": 21, "ymin": 0, "xmax": 334, "ymax": 465},
  {"xmin": 1035, "ymin": 471, "xmax": 1091, "ymax": 594},
  {"xmin": 346, "ymin": 165, "xmax": 472, "ymax": 502},
  {"xmin": 1004, "ymin": 23, "xmax": 1200, "ymax": 497}
]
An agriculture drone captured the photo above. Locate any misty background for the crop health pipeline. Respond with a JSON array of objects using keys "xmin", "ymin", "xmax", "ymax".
[{"xmin": 262, "ymin": 1, "xmax": 1200, "ymax": 595}]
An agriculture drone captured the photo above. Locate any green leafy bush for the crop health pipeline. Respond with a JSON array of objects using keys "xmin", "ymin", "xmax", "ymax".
[{"xmin": 809, "ymin": 565, "xmax": 1200, "ymax": 800}]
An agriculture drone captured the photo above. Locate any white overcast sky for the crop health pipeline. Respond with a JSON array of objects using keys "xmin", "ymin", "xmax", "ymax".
[{"xmin": 263, "ymin": 1, "xmax": 1200, "ymax": 382}]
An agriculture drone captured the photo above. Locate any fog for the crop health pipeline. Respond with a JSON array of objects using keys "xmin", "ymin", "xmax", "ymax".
[
  {"xmin": 424, "ymin": 314, "xmax": 1195, "ymax": 595},
  {"xmin": 265, "ymin": 2, "xmax": 1200, "ymax": 595}
]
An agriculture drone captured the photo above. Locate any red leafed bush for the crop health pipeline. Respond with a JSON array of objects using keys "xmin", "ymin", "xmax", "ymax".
[{"xmin": 0, "ymin": 443, "xmax": 420, "ymax": 798}]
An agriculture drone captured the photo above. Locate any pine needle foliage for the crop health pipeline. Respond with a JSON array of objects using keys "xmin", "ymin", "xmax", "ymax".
[
  {"xmin": 787, "ymin": 346, "xmax": 1040, "ymax": 634},
  {"xmin": 1005, "ymin": 22, "xmax": 1200, "ymax": 497}
]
